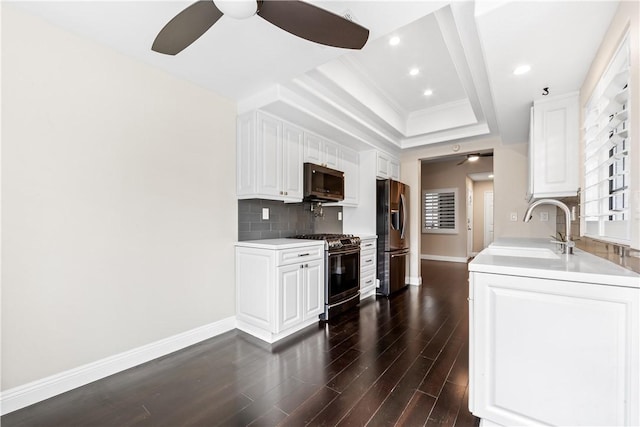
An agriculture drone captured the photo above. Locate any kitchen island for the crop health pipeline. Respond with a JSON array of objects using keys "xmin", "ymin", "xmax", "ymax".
[{"xmin": 468, "ymin": 238, "xmax": 639, "ymax": 426}]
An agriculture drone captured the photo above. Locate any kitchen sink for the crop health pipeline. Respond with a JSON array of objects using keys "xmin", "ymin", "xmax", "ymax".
[{"xmin": 483, "ymin": 246, "xmax": 561, "ymax": 259}]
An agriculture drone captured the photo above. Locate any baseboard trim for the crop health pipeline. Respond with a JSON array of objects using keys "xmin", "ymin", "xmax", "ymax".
[
  {"xmin": 0, "ymin": 316, "xmax": 237, "ymax": 415},
  {"xmin": 407, "ymin": 276, "xmax": 422, "ymax": 286},
  {"xmin": 420, "ymin": 254, "xmax": 469, "ymax": 263}
]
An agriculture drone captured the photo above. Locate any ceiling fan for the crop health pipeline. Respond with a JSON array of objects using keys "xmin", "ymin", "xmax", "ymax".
[
  {"xmin": 457, "ymin": 152, "xmax": 493, "ymax": 166},
  {"xmin": 152, "ymin": 0, "xmax": 370, "ymax": 56}
]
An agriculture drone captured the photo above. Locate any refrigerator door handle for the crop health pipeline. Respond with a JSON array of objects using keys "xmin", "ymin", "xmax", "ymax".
[
  {"xmin": 400, "ymin": 192, "xmax": 407, "ymax": 239},
  {"xmin": 390, "ymin": 249, "xmax": 410, "ymax": 258}
]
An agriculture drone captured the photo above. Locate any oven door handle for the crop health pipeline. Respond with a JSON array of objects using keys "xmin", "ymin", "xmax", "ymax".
[
  {"xmin": 328, "ymin": 247, "xmax": 360, "ymax": 257},
  {"xmin": 326, "ymin": 291, "xmax": 361, "ymax": 309}
]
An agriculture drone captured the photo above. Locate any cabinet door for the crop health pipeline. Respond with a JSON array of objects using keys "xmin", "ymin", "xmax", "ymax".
[
  {"xmin": 302, "ymin": 259, "xmax": 324, "ymax": 320},
  {"xmin": 390, "ymin": 159, "xmax": 400, "ymax": 181},
  {"xmin": 322, "ymin": 139, "xmax": 341, "ymax": 170},
  {"xmin": 530, "ymin": 93, "xmax": 579, "ymax": 198},
  {"xmin": 277, "ymin": 264, "xmax": 303, "ymax": 333},
  {"xmin": 236, "ymin": 113, "xmax": 256, "ymax": 196},
  {"xmin": 303, "ymin": 132, "xmax": 323, "ymax": 165},
  {"xmin": 376, "ymin": 152, "xmax": 390, "ymax": 178},
  {"xmin": 340, "ymin": 147, "xmax": 359, "ymax": 206},
  {"xmin": 472, "ymin": 272, "xmax": 639, "ymax": 426},
  {"xmin": 282, "ymin": 123, "xmax": 303, "ymax": 200},
  {"xmin": 256, "ymin": 112, "xmax": 283, "ymax": 197}
]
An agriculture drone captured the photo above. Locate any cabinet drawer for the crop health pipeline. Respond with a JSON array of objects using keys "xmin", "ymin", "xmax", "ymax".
[
  {"xmin": 360, "ymin": 240, "xmax": 376, "ymax": 251},
  {"xmin": 360, "ymin": 249, "xmax": 376, "ymax": 270},
  {"xmin": 277, "ymin": 245, "xmax": 323, "ymax": 265},
  {"xmin": 361, "ymin": 270, "xmax": 376, "ymax": 291}
]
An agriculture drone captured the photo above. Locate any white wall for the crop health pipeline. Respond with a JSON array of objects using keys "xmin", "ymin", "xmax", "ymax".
[{"xmin": 1, "ymin": 6, "xmax": 237, "ymax": 390}]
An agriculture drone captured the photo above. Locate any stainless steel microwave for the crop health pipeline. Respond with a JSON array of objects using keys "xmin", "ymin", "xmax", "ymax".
[{"xmin": 303, "ymin": 163, "xmax": 345, "ymax": 202}]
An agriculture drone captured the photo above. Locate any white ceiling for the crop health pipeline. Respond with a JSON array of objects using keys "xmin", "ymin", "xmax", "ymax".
[{"xmin": 7, "ymin": 0, "xmax": 620, "ymax": 150}]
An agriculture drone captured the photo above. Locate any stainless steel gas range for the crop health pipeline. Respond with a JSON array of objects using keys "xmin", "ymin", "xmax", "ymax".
[{"xmin": 293, "ymin": 234, "xmax": 361, "ymax": 320}]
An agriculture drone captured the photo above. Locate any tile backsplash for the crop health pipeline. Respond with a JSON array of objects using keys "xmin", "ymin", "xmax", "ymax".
[{"xmin": 238, "ymin": 199, "xmax": 342, "ymax": 241}]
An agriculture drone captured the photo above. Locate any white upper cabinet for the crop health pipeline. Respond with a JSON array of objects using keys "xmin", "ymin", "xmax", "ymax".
[
  {"xmin": 304, "ymin": 132, "xmax": 341, "ymax": 170},
  {"xmin": 376, "ymin": 151, "xmax": 400, "ymax": 180},
  {"xmin": 340, "ymin": 146, "xmax": 360, "ymax": 207},
  {"xmin": 237, "ymin": 111, "xmax": 303, "ymax": 202},
  {"xmin": 238, "ymin": 110, "xmax": 361, "ymax": 206},
  {"xmin": 281, "ymin": 123, "xmax": 304, "ymax": 199},
  {"xmin": 528, "ymin": 92, "xmax": 579, "ymax": 200}
]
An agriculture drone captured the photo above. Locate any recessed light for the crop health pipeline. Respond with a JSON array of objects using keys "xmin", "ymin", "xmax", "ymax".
[
  {"xmin": 423, "ymin": 89, "xmax": 433, "ymax": 96},
  {"xmin": 389, "ymin": 36, "xmax": 400, "ymax": 46},
  {"xmin": 409, "ymin": 68, "xmax": 420, "ymax": 76},
  {"xmin": 513, "ymin": 64, "xmax": 531, "ymax": 75}
]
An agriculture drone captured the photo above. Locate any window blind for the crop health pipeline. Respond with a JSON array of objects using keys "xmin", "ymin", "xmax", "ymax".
[
  {"xmin": 423, "ymin": 188, "xmax": 457, "ymax": 233},
  {"xmin": 583, "ymin": 34, "xmax": 631, "ymax": 244}
]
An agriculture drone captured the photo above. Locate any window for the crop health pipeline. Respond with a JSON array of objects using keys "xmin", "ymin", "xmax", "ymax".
[
  {"xmin": 583, "ymin": 34, "xmax": 631, "ymax": 245},
  {"xmin": 423, "ymin": 188, "xmax": 458, "ymax": 233}
]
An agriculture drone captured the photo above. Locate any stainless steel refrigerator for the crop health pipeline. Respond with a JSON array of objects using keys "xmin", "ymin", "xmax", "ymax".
[{"xmin": 376, "ymin": 179, "xmax": 409, "ymax": 296}]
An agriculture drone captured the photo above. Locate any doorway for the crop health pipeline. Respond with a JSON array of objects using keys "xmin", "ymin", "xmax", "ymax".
[{"xmin": 468, "ymin": 173, "xmax": 494, "ymax": 255}]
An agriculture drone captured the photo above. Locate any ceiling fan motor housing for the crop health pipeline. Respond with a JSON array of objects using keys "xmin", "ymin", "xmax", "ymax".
[{"xmin": 213, "ymin": 0, "xmax": 258, "ymax": 19}]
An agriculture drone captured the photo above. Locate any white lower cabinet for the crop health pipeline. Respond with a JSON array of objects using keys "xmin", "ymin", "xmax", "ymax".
[
  {"xmin": 469, "ymin": 272, "xmax": 639, "ymax": 426},
  {"xmin": 360, "ymin": 237, "xmax": 377, "ymax": 299},
  {"xmin": 236, "ymin": 241, "xmax": 324, "ymax": 343}
]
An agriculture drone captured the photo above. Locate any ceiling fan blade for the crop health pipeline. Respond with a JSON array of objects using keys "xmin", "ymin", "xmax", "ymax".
[
  {"xmin": 457, "ymin": 159, "xmax": 467, "ymax": 166},
  {"xmin": 152, "ymin": 1, "xmax": 223, "ymax": 55},
  {"xmin": 257, "ymin": 0, "xmax": 369, "ymax": 49}
]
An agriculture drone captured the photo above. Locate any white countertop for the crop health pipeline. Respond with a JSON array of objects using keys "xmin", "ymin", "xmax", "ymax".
[
  {"xmin": 235, "ymin": 238, "xmax": 325, "ymax": 250},
  {"xmin": 469, "ymin": 238, "xmax": 640, "ymax": 289}
]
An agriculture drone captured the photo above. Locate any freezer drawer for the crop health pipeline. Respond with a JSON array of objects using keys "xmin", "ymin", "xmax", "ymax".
[{"xmin": 377, "ymin": 249, "xmax": 409, "ymax": 296}]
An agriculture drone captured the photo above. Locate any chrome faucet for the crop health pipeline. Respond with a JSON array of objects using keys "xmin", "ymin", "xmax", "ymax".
[{"xmin": 523, "ymin": 199, "xmax": 575, "ymax": 254}]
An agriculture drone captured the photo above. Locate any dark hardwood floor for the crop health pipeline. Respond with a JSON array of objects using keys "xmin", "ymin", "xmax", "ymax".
[{"xmin": 3, "ymin": 260, "xmax": 480, "ymax": 427}]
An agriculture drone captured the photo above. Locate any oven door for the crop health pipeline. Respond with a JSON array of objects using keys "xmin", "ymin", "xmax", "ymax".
[{"xmin": 326, "ymin": 246, "xmax": 360, "ymax": 305}]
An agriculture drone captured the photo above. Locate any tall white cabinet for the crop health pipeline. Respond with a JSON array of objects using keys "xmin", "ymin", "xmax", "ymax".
[{"xmin": 528, "ymin": 92, "xmax": 579, "ymax": 200}]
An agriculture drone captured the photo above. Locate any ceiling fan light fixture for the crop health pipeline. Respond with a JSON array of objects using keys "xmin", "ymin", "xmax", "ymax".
[{"xmin": 214, "ymin": 0, "xmax": 258, "ymax": 19}]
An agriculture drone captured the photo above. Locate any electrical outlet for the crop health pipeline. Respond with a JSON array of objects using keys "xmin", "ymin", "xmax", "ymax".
[
  {"xmin": 510, "ymin": 212, "xmax": 518, "ymax": 221},
  {"xmin": 262, "ymin": 208, "xmax": 269, "ymax": 220},
  {"xmin": 540, "ymin": 211, "xmax": 549, "ymax": 222}
]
